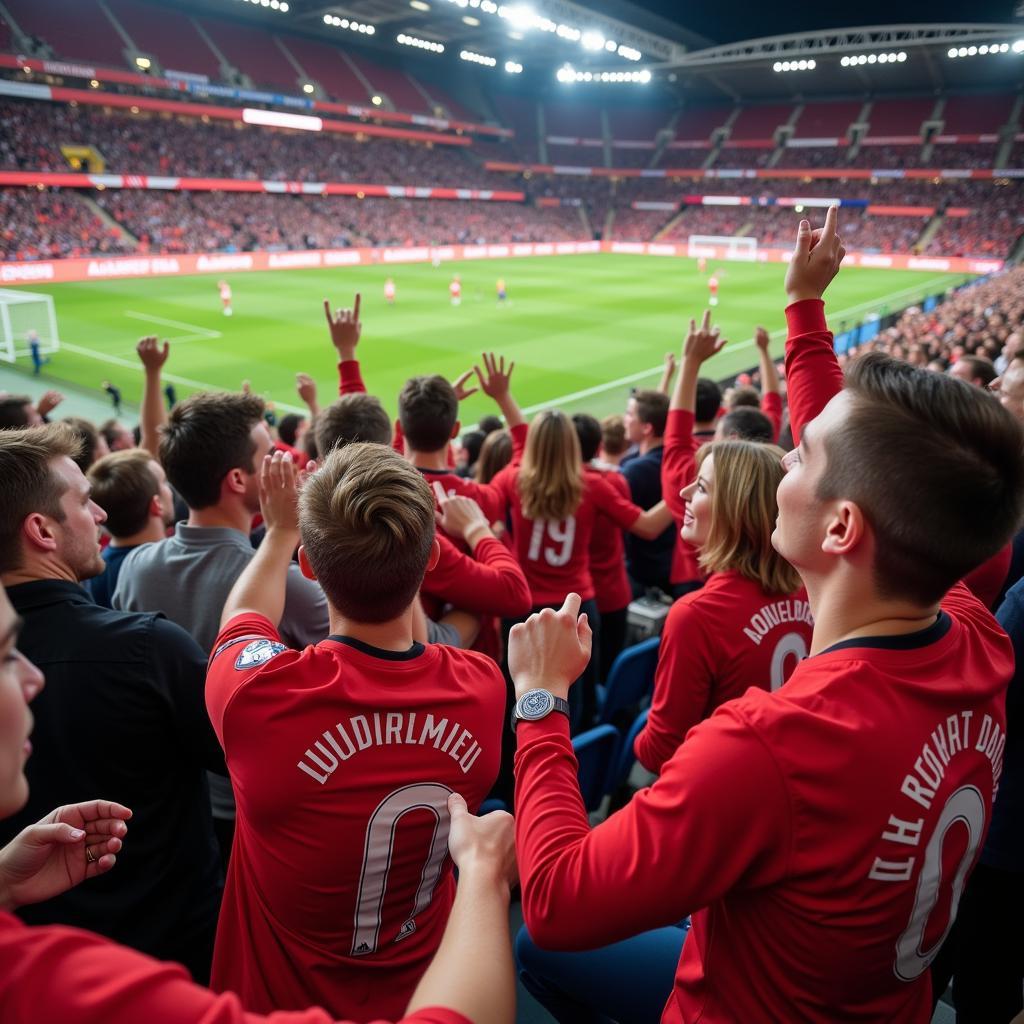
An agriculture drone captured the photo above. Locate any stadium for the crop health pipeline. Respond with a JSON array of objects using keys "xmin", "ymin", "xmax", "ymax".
[{"xmin": 0, "ymin": 0, "xmax": 1022, "ymax": 1022}]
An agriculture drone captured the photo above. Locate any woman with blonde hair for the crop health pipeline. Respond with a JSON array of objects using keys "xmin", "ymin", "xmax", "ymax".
[
  {"xmin": 483, "ymin": 406, "xmax": 671, "ymax": 729},
  {"xmin": 634, "ymin": 318, "xmax": 813, "ymax": 775}
]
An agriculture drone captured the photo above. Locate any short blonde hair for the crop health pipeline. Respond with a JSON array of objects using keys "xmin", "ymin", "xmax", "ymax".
[
  {"xmin": 517, "ymin": 411, "xmax": 583, "ymax": 522},
  {"xmin": 299, "ymin": 443, "xmax": 435, "ymax": 622},
  {"xmin": 696, "ymin": 440, "xmax": 800, "ymax": 595}
]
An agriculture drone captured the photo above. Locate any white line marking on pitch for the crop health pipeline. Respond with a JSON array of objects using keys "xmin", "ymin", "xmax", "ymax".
[
  {"xmin": 58, "ymin": 341, "xmax": 307, "ymax": 415},
  {"xmin": 122, "ymin": 310, "xmax": 223, "ymax": 347},
  {"xmin": 519, "ymin": 274, "xmax": 958, "ymax": 414}
]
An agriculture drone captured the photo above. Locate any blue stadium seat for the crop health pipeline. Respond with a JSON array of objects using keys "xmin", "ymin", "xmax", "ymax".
[
  {"xmin": 478, "ymin": 798, "xmax": 509, "ymax": 815},
  {"xmin": 573, "ymin": 724, "xmax": 621, "ymax": 811},
  {"xmin": 597, "ymin": 635, "xmax": 660, "ymax": 731},
  {"xmin": 611, "ymin": 707, "xmax": 650, "ymax": 793}
]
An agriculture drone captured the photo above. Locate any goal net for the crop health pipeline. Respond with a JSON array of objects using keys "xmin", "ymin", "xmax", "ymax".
[
  {"xmin": 687, "ymin": 235, "xmax": 758, "ymax": 262},
  {"xmin": 0, "ymin": 290, "xmax": 61, "ymax": 363}
]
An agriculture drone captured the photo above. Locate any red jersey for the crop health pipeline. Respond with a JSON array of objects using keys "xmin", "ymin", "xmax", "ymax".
[
  {"xmin": 634, "ymin": 570, "xmax": 813, "ymax": 774},
  {"xmin": 707, "ymin": 277, "xmax": 718, "ymax": 293},
  {"xmin": 219, "ymin": 284, "xmax": 232, "ymax": 300},
  {"xmin": 449, "ymin": 281, "xmax": 461, "ymax": 297},
  {"xmin": 661, "ymin": 409, "xmax": 704, "ymax": 585},
  {"xmin": 483, "ymin": 467, "xmax": 643, "ymax": 605},
  {"xmin": 0, "ymin": 911, "xmax": 468, "ymax": 1024},
  {"xmin": 760, "ymin": 390, "xmax": 783, "ymax": 444},
  {"xmin": 583, "ymin": 464, "xmax": 633, "ymax": 614},
  {"xmin": 206, "ymin": 614, "xmax": 504, "ymax": 1021},
  {"xmin": 515, "ymin": 581, "xmax": 1009, "ymax": 1022}
]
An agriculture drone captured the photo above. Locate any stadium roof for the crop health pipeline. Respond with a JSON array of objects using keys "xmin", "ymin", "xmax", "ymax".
[{"xmin": 194, "ymin": 0, "xmax": 1024, "ymax": 100}]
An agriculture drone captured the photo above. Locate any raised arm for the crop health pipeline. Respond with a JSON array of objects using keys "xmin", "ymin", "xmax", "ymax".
[
  {"xmin": 136, "ymin": 336, "xmax": 169, "ymax": 459},
  {"xmin": 295, "ymin": 372, "xmax": 321, "ymax": 418},
  {"xmin": 324, "ymin": 294, "xmax": 368, "ymax": 395},
  {"xmin": 220, "ymin": 451, "xmax": 307, "ymax": 628},
  {"xmin": 658, "ymin": 351, "xmax": 677, "ymax": 396},
  {"xmin": 754, "ymin": 327, "xmax": 783, "ymax": 442},
  {"xmin": 783, "ymin": 207, "xmax": 847, "ymax": 444},
  {"xmin": 662, "ymin": 313, "xmax": 726, "ymax": 521},
  {"xmin": 474, "ymin": 353, "xmax": 524, "ymax": 431},
  {"xmin": 406, "ymin": 793, "xmax": 516, "ymax": 1024}
]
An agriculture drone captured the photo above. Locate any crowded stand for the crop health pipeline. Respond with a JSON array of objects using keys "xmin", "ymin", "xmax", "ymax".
[{"xmin": 1, "ymin": 2, "xmax": 1024, "ymax": 1020}]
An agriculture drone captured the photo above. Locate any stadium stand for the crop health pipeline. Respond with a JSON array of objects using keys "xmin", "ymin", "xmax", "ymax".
[
  {"xmin": 346, "ymin": 53, "xmax": 433, "ymax": 114},
  {"xmin": 103, "ymin": 0, "xmax": 224, "ymax": 80},
  {"xmin": 3, "ymin": 0, "xmax": 128, "ymax": 67},
  {"xmin": 195, "ymin": 15, "xmax": 300, "ymax": 93},
  {"xmin": 271, "ymin": 34, "xmax": 372, "ymax": 106}
]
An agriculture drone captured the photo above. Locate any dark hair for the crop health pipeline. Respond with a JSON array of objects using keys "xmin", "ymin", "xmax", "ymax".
[
  {"xmin": 718, "ymin": 407, "xmax": 774, "ymax": 443},
  {"xmin": 727, "ymin": 386, "xmax": 761, "ymax": 410},
  {"xmin": 398, "ymin": 375, "xmax": 458, "ymax": 452},
  {"xmin": 277, "ymin": 413, "xmax": 306, "ymax": 448},
  {"xmin": 87, "ymin": 449, "xmax": 159, "ymax": 538},
  {"xmin": 819, "ymin": 352, "xmax": 1024, "ymax": 605},
  {"xmin": 0, "ymin": 395, "xmax": 33, "ymax": 430},
  {"xmin": 478, "ymin": 414, "xmax": 503, "ymax": 435},
  {"xmin": 630, "ymin": 389, "xmax": 669, "ymax": 437},
  {"xmin": 159, "ymin": 392, "xmax": 265, "ymax": 510},
  {"xmin": 299, "ymin": 443, "xmax": 435, "ymax": 622},
  {"xmin": 477, "ymin": 429, "xmax": 513, "ymax": 483},
  {"xmin": 695, "ymin": 379, "xmax": 723, "ymax": 423},
  {"xmin": 62, "ymin": 416, "xmax": 103, "ymax": 471},
  {"xmin": 459, "ymin": 430, "xmax": 485, "ymax": 470},
  {"xmin": 956, "ymin": 355, "xmax": 998, "ymax": 387},
  {"xmin": 0, "ymin": 423, "xmax": 81, "ymax": 573},
  {"xmin": 572, "ymin": 413, "xmax": 602, "ymax": 462},
  {"xmin": 315, "ymin": 394, "xmax": 392, "ymax": 455}
]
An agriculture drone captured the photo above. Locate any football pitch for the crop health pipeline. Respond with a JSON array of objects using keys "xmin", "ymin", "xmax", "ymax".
[{"xmin": 7, "ymin": 254, "xmax": 973, "ymax": 422}]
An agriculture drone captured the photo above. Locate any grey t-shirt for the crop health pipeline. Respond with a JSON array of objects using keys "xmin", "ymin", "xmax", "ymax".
[{"xmin": 113, "ymin": 523, "xmax": 330, "ymax": 818}]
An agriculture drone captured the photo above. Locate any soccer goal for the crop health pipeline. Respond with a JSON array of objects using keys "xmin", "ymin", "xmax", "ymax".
[
  {"xmin": 0, "ymin": 289, "xmax": 61, "ymax": 363},
  {"xmin": 687, "ymin": 235, "xmax": 758, "ymax": 262}
]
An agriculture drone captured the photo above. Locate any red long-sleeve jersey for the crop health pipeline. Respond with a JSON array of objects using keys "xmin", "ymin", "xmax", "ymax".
[
  {"xmin": 634, "ymin": 570, "xmax": 812, "ymax": 775},
  {"xmin": 660, "ymin": 409, "xmax": 703, "ymax": 586},
  {"xmin": 513, "ymin": 298, "xmax": 1011, "ymax": 1023},
  {"xmin": 0, "ymin": 911, "xmax": 467, "ymax": 1024},
  {"xmin": 583, "ymin": 465, "xmax": 633, "ymax": 615}
]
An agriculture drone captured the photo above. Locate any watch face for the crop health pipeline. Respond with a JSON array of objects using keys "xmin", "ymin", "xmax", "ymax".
[{"xmin": 519, "ymin": 689, "xmax": 555, "ymax": 721}]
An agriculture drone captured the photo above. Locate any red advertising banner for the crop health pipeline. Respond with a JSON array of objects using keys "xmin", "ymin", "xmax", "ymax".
[{"xmin": 0, "ymin": 241, "xmax": 1000, "ymax": 286}]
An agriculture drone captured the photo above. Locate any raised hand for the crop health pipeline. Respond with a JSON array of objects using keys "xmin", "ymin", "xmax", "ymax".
[
  {"xmin": 0, "ymin": 800, "xmax": 131, "ymax": 910},
  {"xmin": 446, "ymin": 792, "xmax": 517, "ymax": 890},
  {"xmin": 452, "ymin": 369, "xmax": 479, "ymax": 402},
  {"xmin": 295, "ymin": 372, "xmax": 320, "ymax": 415},
  {"xmin": 324, "ymin": 293, "xmax": 362, "ymax": 360},
  {"xmin": 35, "ymin": 390, "xmax": 64, "ymax": 418},
  {"xmin": 258, "ymin": 449, "xmax": 311, "ymax": 536},
  {"xmin": 683, "ymin": 310, "xmax": 728, "ymax": 365},
  {"xmin": 135, "ymin": 335, "xmax": 169, "ymax": 372},
  {"xmin": 508, "ymin": 592, "xmax": 593, "ymax": 701},
  {"xmin": 473, "ymin": 352, "xmax": 515, "ymax": 401},
  {"xmin": 664, "ymin": 351, "xmax": 677, "ymax": 377},
  {"xmin": 755, "ymin": 326, "xmax": 771, "ymax": 352},
  {"xmin": 433, "ymin": 482, "xmax": 490, "ymax": 546},
  {"xmin": 785, "ymin": 205, "xmax": 846, "ymax": 303}
]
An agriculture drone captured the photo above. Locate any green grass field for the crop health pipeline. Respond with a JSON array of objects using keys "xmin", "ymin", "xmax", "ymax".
[{"xmin": 7, "ymin": 255, "xmax": 972, "ymax": 422}]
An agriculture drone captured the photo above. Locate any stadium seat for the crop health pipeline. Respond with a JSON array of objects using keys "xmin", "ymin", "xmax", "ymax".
[
  {"xmin": 611, "ymin": 707, "xmax": 650, "ymax": 794},
  {"xmin": 573, "ymin": 724, "xmax": 621, "ymax": 812},
  {"xmin": 597, "ymin": 636, "xmax": 660, "ymax": 731},
  {"xmin": 478, "ymin": 797, "xmax": 510, "ymax": 815}
]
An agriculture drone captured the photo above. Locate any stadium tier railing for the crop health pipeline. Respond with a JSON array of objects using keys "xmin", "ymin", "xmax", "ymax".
[
  {"xmin": 0, "ymin": 54, "xmax": 511, "ymax": 139},
  {"xmin": 0, "ymin": 241, "xmax": 1001, "ymax": 286}
]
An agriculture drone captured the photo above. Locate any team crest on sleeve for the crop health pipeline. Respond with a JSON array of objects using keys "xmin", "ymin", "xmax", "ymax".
[{"xmin": 235, "ymin": 638, "xmax": 287, "ymax": 670}]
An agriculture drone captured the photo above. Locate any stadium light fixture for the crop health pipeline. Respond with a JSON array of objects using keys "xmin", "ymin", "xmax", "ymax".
[
  {"xmin": 135, "ymin": 56, "xmax": 152, "ymax": 70},
  {"xmin": 840, "ymin": 51, "xmax": 906, "ymax": 66},
  {"xmin": 582, "ymin": 30, "xmax": 606, "ymax": 51},
  {"xmin": 324, "ymin": 14, "xmax": 375, "ymax": 33},
  {"xmin": 952, "ymin": 40, "xmax": 1019, "ymax": 56},
  {"xmin": 459, "ymin": 48, "xmax": 497, "ymax": 66},
  {"xmin": 397, "ymin": 33, "xmax": 444, "ymax": 52},
  {"xmin": 773, "ymin": 59, "xmax": 816, "ymax": 72},
  {"xmin": 302, "ymin": 82, "xmax": 315, "ymax": 93},
  {"xmin": 462, "ymin": 14, "xmax": 480, "ymax": 24},
  {"xmin": 371, "ymin": 95, "xmax": 383, "ymax": 105},
  {"xmin": 410, "ymin": 0, "xmax": 431, "ymax": 8},
  {"xmin": 238, "ymin": 0, "xmax": 288, "ymax": 11},
  {"xmin": 504, "ymin": 59, "xmax": 523, "ymax": 73}
]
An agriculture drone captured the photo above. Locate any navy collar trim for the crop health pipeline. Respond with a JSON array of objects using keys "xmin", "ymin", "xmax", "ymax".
[
  {"xmin": 819, "ymin": 611, "xmax": 952, "ymax": 655},
  {"xmin": 327, "ymin": 635, "xmax": 425, "ymax": 661}
]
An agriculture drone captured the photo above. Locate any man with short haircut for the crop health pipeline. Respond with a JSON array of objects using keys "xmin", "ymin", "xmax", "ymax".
[
  {"xmin": 0, "ymin": 424, "xmax": 224, "ymax": 981},
  {"xmin": 949, "ymin": 354, "xmax": 998, "ymax": 389},
  {"xmin": 113, "ymin": 390, "xmax": 328, "ymax": 859},
  {"xmin": 206, "ymin": 445, "xmax": 505, "ymax": 1021},
  {"xmin": 100, "ymin": 419, "xmax": 135, "ymax": 452},
  {"xmin": 315, "ymin": 393, "xmax": 393, "ymax": 455},
  {"xmin": 714, "ymin": 406, "xmax": 774, "ymax": 443},
  {"xmin": 86, "ymin": 449, "xmax": 174, "ymax": 608},
  {"xmin": 511, "ymin": 207, "xmax": 1024, "ymax": 1022},
  {"xmin": 621, "ymin": 389, "xmax": 676, "ymax": 596},
  {"xmin": 62, "ymin": 416, "xmax": 109, "ymax": 471},
  {"xmin": 275, "ymin": 412, "xmax": 310, "ymax": 467}
]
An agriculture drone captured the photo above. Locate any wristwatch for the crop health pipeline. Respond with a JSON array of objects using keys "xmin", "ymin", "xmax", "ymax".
[{"xmin": 512, "ymin": 688, "xmax": 571, "ymax": 729}]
